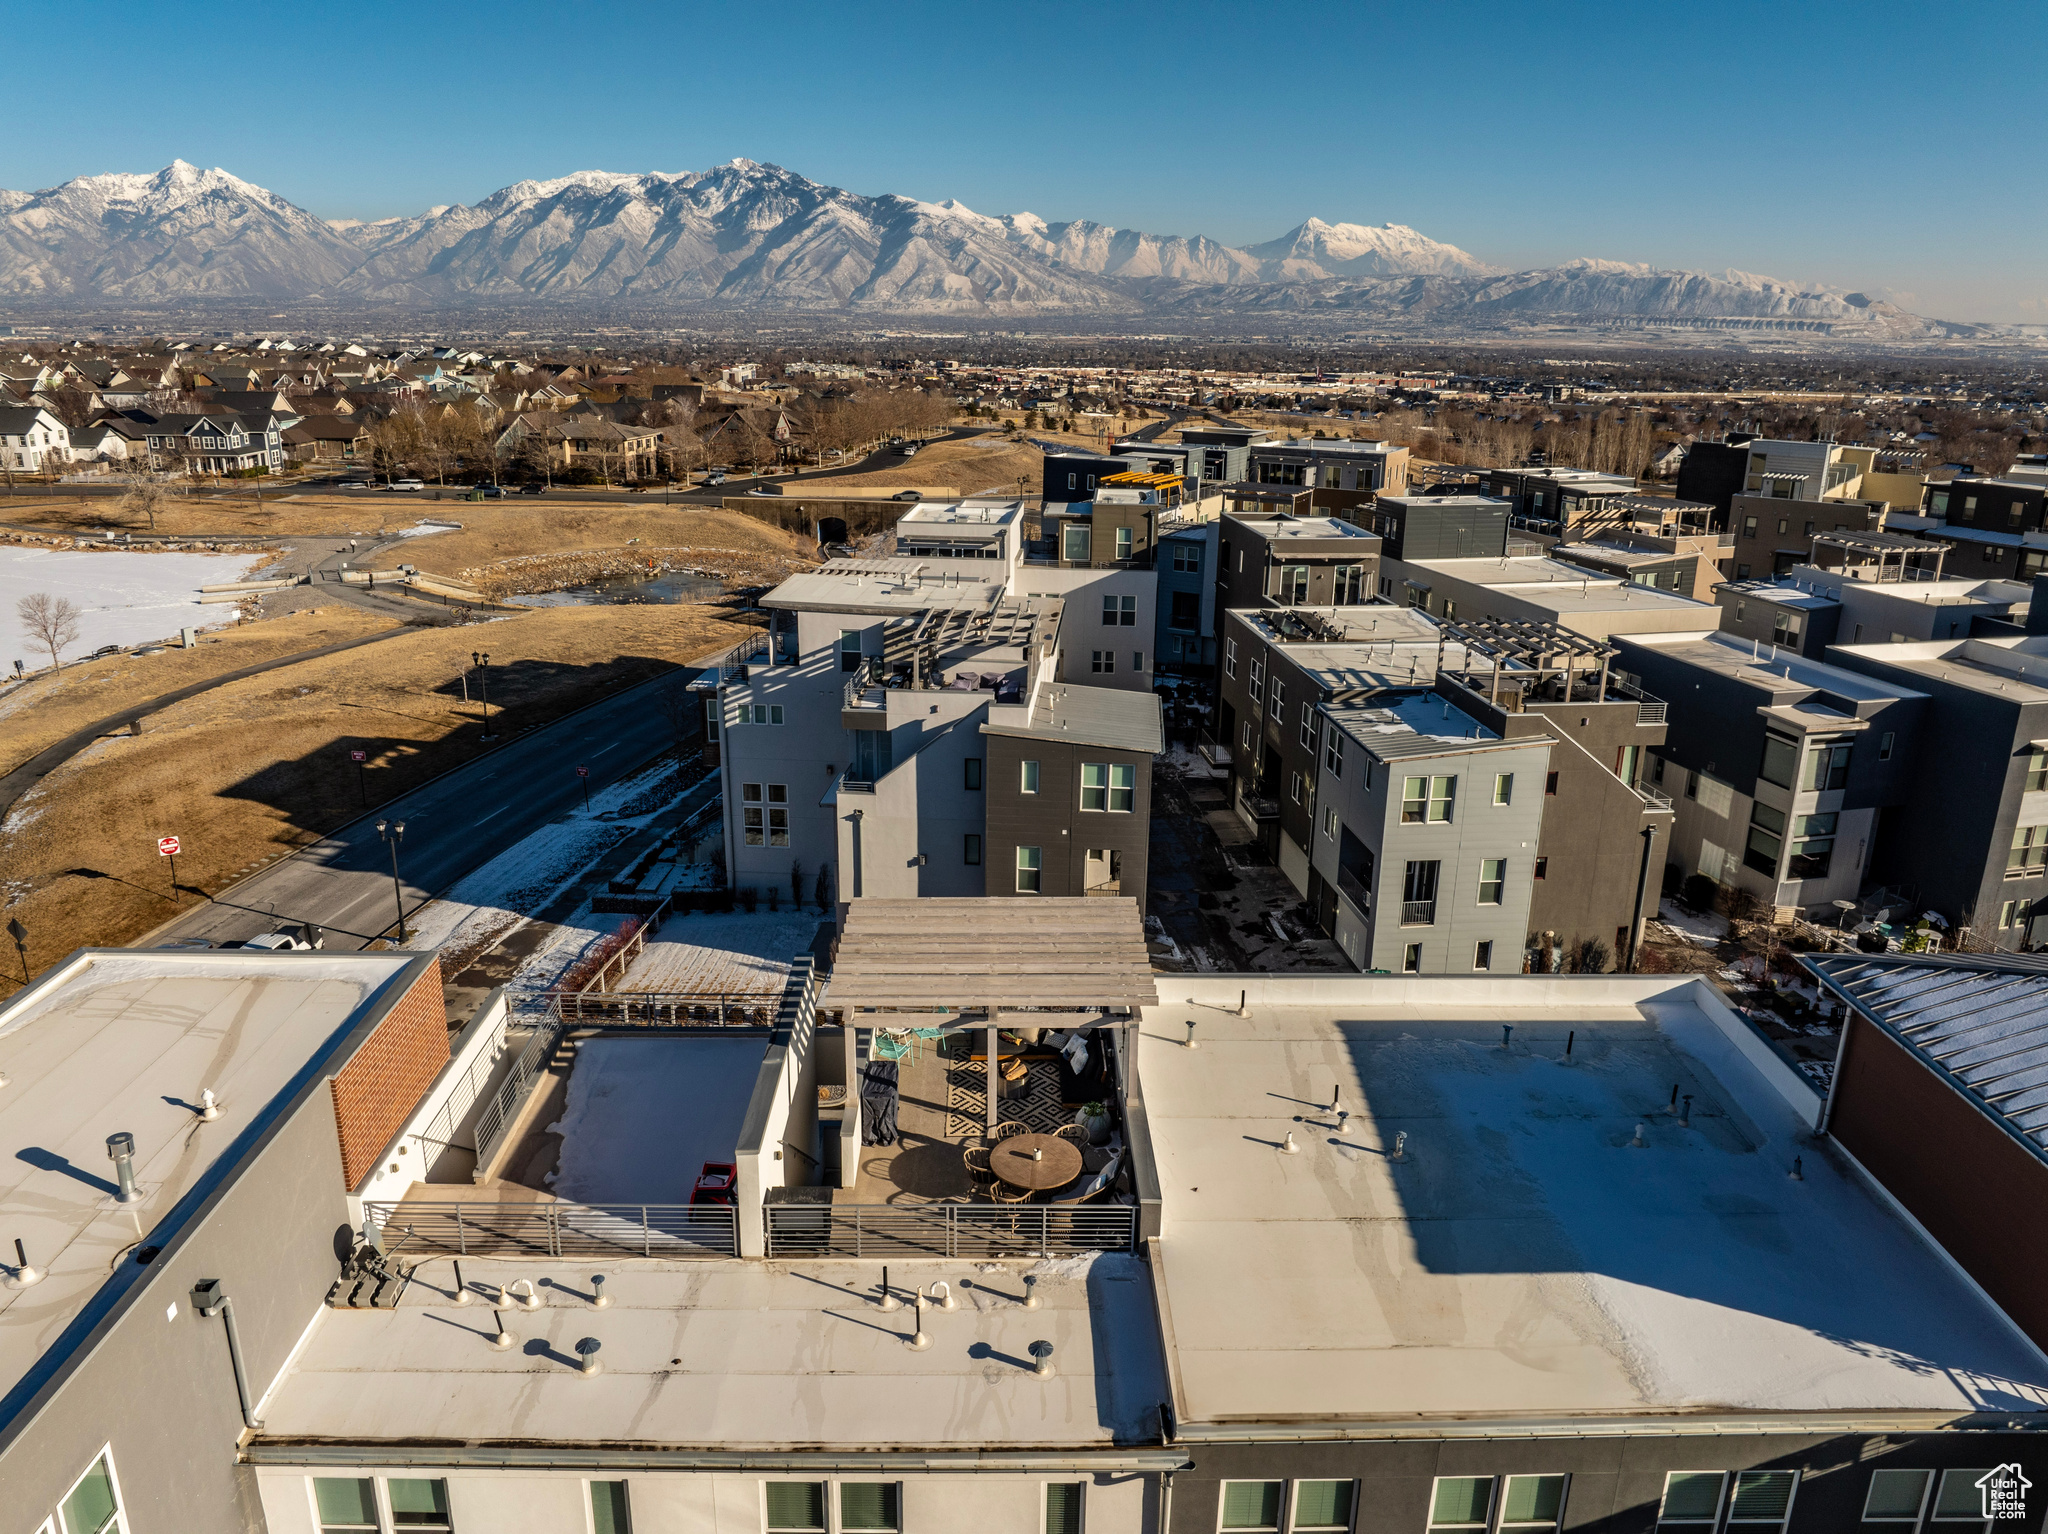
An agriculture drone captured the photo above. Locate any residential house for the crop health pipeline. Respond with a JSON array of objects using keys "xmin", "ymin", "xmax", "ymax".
[
  {"xmin": 0, "ymin": 405, "xmax": 70, "ymax": 472},
  {"xmin": 1155, "ymin": 520, "xmax": 1219, "ymax": 675},
  {"xmin": 138, "ymin": 411, "xmax": 287, "ymax": 475},
  {"xmin": 283, "ymin": 415, "xmax": 373, "ymax": 466},
  {"xmin": 1213, "ymin": 510, "xmax": 1381, "ymax": 612}
]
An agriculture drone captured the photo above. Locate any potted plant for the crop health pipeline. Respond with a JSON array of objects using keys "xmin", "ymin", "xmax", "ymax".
[{"xmin": 1074, "ymin": 1101, "xmax": 1112, "ymax": 1145}]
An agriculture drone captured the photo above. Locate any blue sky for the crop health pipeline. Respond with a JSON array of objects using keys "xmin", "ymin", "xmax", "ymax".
[{"xmin": 3, "ymin": 1, "xmax": 2043, "ymax": 321}]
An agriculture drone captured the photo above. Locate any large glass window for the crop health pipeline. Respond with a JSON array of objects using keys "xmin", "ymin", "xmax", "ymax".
[
  {"xmin": 964, "ymin": 757, "xmax": 983, "ymax": 791},
  {"xmin": 1759, "ymin": 732, "xmax": 1800, "ymax": 789},
  {"xmin": 1219, "ymin": 1481, "xmax": 1282, "ymax": 1531},
  {"xmin": 1725, "ymin": 1471, "xmax": 1797, "ymax": 1529},
  {"xmin": 1402, "ymin": 860, "xmax": 1440, "ymax": 925},
  {"xmin": 1788, "ymin": 812, "xmax": 1837, "ymax": 879},
  {"xmin": 1933, "ymin": 1468, "xmax": 1996, "ymax": 1522},
  {"xmin": 1402, "ymin": 775, "xmax": 1428, "ymax": 823},
  {"xmin": 1081, "ymin": 763, "xmax": 1108, "ymax": 811},
  {"xmin": 765, "ymin": 1482, "xmax": 826, "ymax": 1533},
  {"xmin": 1109, "ymin": 764, "xmax": 1136, "ymax": 813},
  {"xmin": 1744, "ymin": 802, "xmax": 1786, "ymax": 877},
  {"xmin": 1861, "ymin": 1469, "xmax": 1931, "ymax": 1522},
  {"xmin": 1104, "ymin": 593, "xmax": 1136, "ymax": 627},
  {"xmin": 1657, "ymin": 1472, "xmax": 1726, "ymax": 1529},
  {"xmin": 589, "ymin": 1482, "xmax": 632, "ymax": 1534},
  {"xmin": 387, "ymin": 1480, "xmax": 451, "ymax": 1531},
  {"xmin": 1063, "ymin": 524, "xmax": 1090, "ymax": 563},
  {"xmin": 964, "ymin": 834, "xmax": 982, "ymax": 866},
  {"xmin": 315, "ymin": 1479, "xmax": 377, "ymax": 1534},
  {"xmin": 2010, "ymin": 826, "xmax": 2048, "ymax": 878},
  {"xmin": 1325, "ymin": 732, "xmax": 1343, "ymax": 777},
  {"xmin": 1172, "ymin": 543, "xmax": 1201, "ymax": 573},
  {"xmin": 1799, "ymin": 739, "xmax": 1852, "ymax": 792},
  {"xmin": 1500, "ymin": 1475, "xmax": 1568, "ymax": 1532},
  {"xmin": 1170, "ymin": 591, "xmax": 1201, "ymax": 630},
  {"xmin": 59, "ymin": 1457, "xmax": 124, "ymax": 1534},
  {"xmin": 839, "ymin": 629, "xmax": 863, "ymax": 673},
  {"xmin": 1044, "ymin": 1482, "xmax": 1084, "ymax": 1534},
  {"xmin": 1428, "ymin": 775, "xmax": 1456, "ymax": 823},
  {"xmin": 1114, "ymin": 526, "xmax": 1133, "ymax": 562},
  {"xmin": 2027, "ymin": 747, "xmax": 2048, "ymax": 792},
  {"xmin": 1016, "ymin": 846, "xmax": 1042, "ymax": 893},
  {"xmin": 1428, "ymin": 1476, "xmax": 1493, "ymax": 1531},
  {"xmin": 839, "ymin": 1483, "xmax": 900, "ymax": 1531},
  {"xmin": 1091, "ymin": 650, "xmax": 1116, "ymax": 674},
  {"xmin": 1292, "ymin": 1480, "xmax": 1354, "ymax": 1532},
  {"xmin": 1493, "ymin": 773, "xmax": 1513, "ymax": 805}
]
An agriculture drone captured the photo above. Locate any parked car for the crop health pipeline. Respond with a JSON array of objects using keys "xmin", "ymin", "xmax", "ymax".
[
  {"xmin": 376, "ymin": 478, "xmax": 425, "ymax": 492},
  {"xmin": 241, "ymin": 923, "xmax": 324, "ymax": 952},
  {"xmin": 892, "ymin": 490, "xmax": 923, "ymax": 502},
  {"xmin": 339, "ymin": 479, "xmax": 373, "ymax": 491},
  {"xmin": 898, "ymin": 443, "xmax": 918, "ymax": 457},
  {"xmin": 470, "ymin": 483, "xmax": 506, "ymax": 499},
  {"xmin": 703, "ymin": 471, "xmax": 728, "ymax": 486},
  {"xmin": 88, "ymin": 645, "xmax": 122, "ymax": 660},
  {"xmin": 519, "ymin": 482, "xmax": 548, "ymax": 496}
]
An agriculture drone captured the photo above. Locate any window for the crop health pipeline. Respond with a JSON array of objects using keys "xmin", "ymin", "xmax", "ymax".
[
  {"xmin": 1771, "ymin": 611, "xmax": 1801, "ymax": 648},
  {"xmin": 1742, "ymin": 516, "xmax": 1759, "ymax": 537},
  {"xmin": 1277, "ymin": 565, "xmax": 1309, "ymax": 604},
  {"xmin": 1044, "ymin": 1482, "xmax": 1085, "ymax": 1534},
  {"xmin": 1500, "ymin": 1475, "xmax": 1567, "ymax": 1532},
  {"xmin": 1114, "ymin": 527, "xmax": 1133, "ymax": 561},
  {"xmin": 1478, "ymin": 858, "xmax": 1505, "ymax": 905},
  {"xmin": 1289, "ymin": 770, "xmax": 1305, "ymax": 804},
  {"xmin": 590, "ymin": 1482, "xmax": 632, "ymax": 1534},
  {"xmin": 1063, "ymin": 524, "xmax": 1091, "ymax": 562},
  {"xmin": 315, "ymin": 1479, "xmax": 377, "ymax": 1534},
  {"xmin": 1250, "ymin": 657, "xmax": 1265, "ymax": 696},
  {"xmin": 1171, "ymin": 591, "xmax": 1202, "ymax": 630},
  {"xmin": 749, "ymin": 704, "xmax": 785, "ymax": 726},
  {"xmin": 54, "ymin": 1455, "xmax": 126, "ymax": 1534},
  {"xmin": 1081, "ymin": 763, "xmax": 1108, "ymax": 811},
  {"xmin": 768, "ymin": 784, "xmax": 789, "ymax": 847},
  {"xmin": 1758, "ymin": 732, "xmax": 1800, "ymax": 789},
  {"xmin": 2001, "ymin": 899, "xmax": 2021, "ymax": 929},
  {"xmin": 1333, "ymin": 564, "xmax": 1365, "ymax": 605},
  {"xmin": 1403, "ymin": 942, "xmax": 1423, "ymax": 973},
  {"xmin": 1933, "ymin": 1468, "xmax": 1996, "ymax": 1523},
  {"xmin": 1879, "ymin": 730, "xmax": 1895, "ymax": 762},
  {"xmin": 1324, "ymin": 732, "xmax": 1343, "ymax": 778},
  {"xmin": 1292, "ymin": 1480, "xmax": 1354, "ymax": 1532},
  {"xmin": 964, "ymin": 834, "xmax": 982, "ymax": 866},
  {"xmin": 1493, "ymin": 772, "xmax": 1513, "ymax": 806},
  {"xmin": 1323, "ymin": 808, "xmax": 1338, "ymax": 839},
  {"xmin": 1109, "ymin": 763, "xmax": 1135, "ymax": 812},
  {"xmin": 1224, "ymin": 638, "xmax": 1237, "ymax": 678},
  {"xmin": 1544, "ymin": 771, "xmax": 1559, "ymax": 796},
  {"xmin": 1534, "ymin": 856, "xmax": 1548, "ymax": 879},
  {"xmin": 1271, "ymin": 678, "xmax": 1286, "ymax": 718},
  {"xmin": 1402, "ymin": 775, "xmax": 1428, "ymax": 823},
  {"xmin": 1776, "ymin": 518, "xmax": 1789, "ymax": 534},
  {"xmin": 1016, "ymin": 846, "xmax": 1042, "ymax": 893},
  {"xmin": 1428, "ymin": 1476, "xmax": 1494, "ymax": 1531},
  {"xmin": 1429, "ymin": 775, "xmax": 1456, "ymax": 823},
  {"xmin": 1104, "ymin": 594, "xmax": 1136, "ymax": 627},
  {"xmin": 1798, "ymin": 740, "xmax": 1851, "ymax": 792},
  {"xmin": 840, "ymin": 1483, "xmax": 900, "ymax": 1531},
  {"xmin": 1725, "ymin": 1471, "xmax": 1797, "ymax": 1529},
  {"xmin": 1656, "ymin": 1472, "xmax": 1726, "ymax": 1529},
  {"xmin": 1474, "ymin": 940, "xmax": 1493, "ymax": 971},
  {"xmin": 839, "ymin": 629, "xmax": 863, "ymax": 673},
  {"xmin": 964, "ymin": 757, "xmax": 983, "ymax": 791},
  {"xmin": 1803, "ymin": 520, "xmax": 1816, "ymax": 536},
  {"xmin": 1242, "ymin": 720, "xmax": 1255, "ymax": 753},
  {"xmin": 1402, "ymin": 859, "xmax": 1439, "ymax": 924},
  {"xmin": 1299, "ymin": 706, "xmax": 1315, "ymax": 748},
  {"xmin": 1173, "ymin": 543, "xmax": 1201, "ymax": 573},
  {"xmin": 1091, "ymin": 650, "xmax": 1115, "ymax": 674},
  {"xmin": 1787, "ymin": 812, "xmax": 1836, "ymax": 879},
  {"xmin": 1745, "ymin": 802, "xmax": 1786, "ymax": 877},
  {"xmin": 765, "ymin": 1482, "xmax": 827, "ymax": 1533},
  {"xmin": 1133, "ymin": 650, "xmax": 1145, "ymax": 673},
  {"xmin": 1219, "ymin": 1481, "xmax": 1283, "ymax": 1531},
  {"xmin": 743, "ymin": 782, "xmax": 764, "ymax": 846},
  {"xmin": 2010, "ymin": 825, "xmax": 2048, "ymax": 878},
  {"xmin": 2028, "ymin": 747, "xmax": 2048, "ymax": 792},
  {"xmin": 387, "ymin": 1480, "xmax": 452, "ymax": 1530},
  {"xmin": 1021, "ymin": 760, "xmax": 1040, "ymax": 793},
  {"xmin": 1863, "ymin": 1469, "xmax": 1932, "ymax": 1523}
]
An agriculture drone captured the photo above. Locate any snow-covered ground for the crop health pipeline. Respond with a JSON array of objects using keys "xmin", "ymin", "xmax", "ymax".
[
  {"xmin": 0, "ymin": 545, "xmax": 266, "ymax": 664},
  {"xmin": 620, "ymin": 908, "xmax": 822, "ymax": 995},
  {"xmin": 547, "ymin": 1035, "xmax": 765, "ymax": 1203}
]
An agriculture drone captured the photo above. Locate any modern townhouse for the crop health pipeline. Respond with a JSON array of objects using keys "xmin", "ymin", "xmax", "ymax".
[
  {"xmin": 135, "ymin": 410, "xmax": 288, "ymax": 475},
  {"xmin": 1041, "ymin": 471, "xmax": 1186, "ymax": 570},
  {"xmin": 1363, "ymin": 491, "xmax": 1512, "ymax": 565},
  {"xmin": 1616, "ymin": 630, "xmax": 1928, "ymax": 922},
  {"xmin": 1245, "ymin": 435, "xmax": 1409, "ymax": 495},
  {"xmin": 16, "ymin": 938, "xmax": 2048, "ymax": 1534},
  {"xmin": 1898, "ymin": 467, "xmax": 2048, "ymax": 581},
  {"xmin": 1212, "ymin": 510, "xmax": 1380, "ymax": 612},
  {"xmin": 1828, "ymin": 632, "xmax": 2048, "ymax": 947},
  {"xmin": 1154, "ymin": 519, "xmax": 1219, "ymax": 675},
  {"xmin": 1380, "ymin": 551, "xmax": 1717, "ymax": 640},
  {"xmin": 1477, "ymin": 463, "xmax": 1636, "ymax": 523},
  {"xmin": 717, "ymin": 501, "xmax": 1162, "ymax": 915},
  {"xmin": 1715, "ymin": 560, "xmax": 2029, "ymax": 656},
  {"xmin": 1726, "ymin": 490, "xmax": 1895, "ymax": 580}
]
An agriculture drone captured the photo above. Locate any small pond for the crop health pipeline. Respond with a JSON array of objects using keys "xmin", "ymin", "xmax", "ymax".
[{"xmin": 507, "ymin": 570, "xmax": 727, "ymax": 607}]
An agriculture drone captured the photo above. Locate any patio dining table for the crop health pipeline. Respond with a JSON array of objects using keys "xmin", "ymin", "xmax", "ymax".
[{"xmin": 989, "ymin": 1133, "xmax": 1083, "ymax": 1193}]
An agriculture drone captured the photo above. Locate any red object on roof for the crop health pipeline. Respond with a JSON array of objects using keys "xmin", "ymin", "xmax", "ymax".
[{"xmin": 690, "ymin": 1161, "xmax": 737, "ymax": 1206}]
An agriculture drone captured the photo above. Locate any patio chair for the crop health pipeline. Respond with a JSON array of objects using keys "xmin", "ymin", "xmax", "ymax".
[
  {"xmin": 1049, "ymin": 1150, "xmax": 1121, "ymax": 1205},
  {"xmin": 962, "ymin": 1145, "xmax": 996, "ymax": 1191},
  {"xmin": 991, "ymin": 1181, "xmax": 1033, "ymax": 1204},
  {"xmin": 1053, "ymin": 1124, "xmax": 1090, "ymax": 1147},
  {"xmin": 994, "ymin": 1121, "xmax": 1029, "ymax": 1141}
]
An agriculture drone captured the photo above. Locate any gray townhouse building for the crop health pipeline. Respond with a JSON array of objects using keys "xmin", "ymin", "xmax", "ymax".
[{"xmin": 1213, "ymin": 509, "xmax": 1381, "ymax": 613}]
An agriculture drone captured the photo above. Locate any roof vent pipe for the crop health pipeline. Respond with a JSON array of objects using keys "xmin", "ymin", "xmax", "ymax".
[
  {"xmin": 499, "ymin": 1277, "xmax": 541, "ymax": 1311},
  {"xmin": 1024, "ymin": 1273, "xmax": 1041, "ymax": 1310},
  {"xmin": 877, "ymin": 1266, "xmax": 901, "ymax": 1312},
  {"xmin": 1031, "ymin": 1339, "xmax": 1056, "ymax": 1378},
  {"xmin": 5, "ymin": 1238, "xmax": 41, "ymax": 1289},
  {"xmin": 575, "ymin": 1336, "xmax": 603, "ymax": 1376},
  {"xmin": 1631, "ymin": 1122, "xmax": 1648, "ymax": 1148},
  {"xmin": 1281, "ymin": 1130, "xmax": 1301, "ymax": 1155},
  {"xmin": 198, "ymin": 1089, "xmax": 220, "ymax": 1122},
  {"xmin": 1390, "ymin": 1130, "xmax": 1408, "ymax": 1162},
  {"xmin": 489, "ymin": 1310, "xmax": 516, "ymax": 1351},
  {"xmin": 904, "ymin": 1290, "xmax": 932, "ymax": 1351},
  {"xmin": 106, "ymin": 1132, "xmax": 142, "ymax": 1205},
  {"xmin": 590, "ymin": 1274, "xmax": 611, "ymax": 1310}
]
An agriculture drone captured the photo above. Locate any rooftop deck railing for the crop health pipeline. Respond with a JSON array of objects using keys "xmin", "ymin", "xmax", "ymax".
[
  {"xmin": 366, "ymin": 1199, "xmax": 738, "ymax": 1259},
  {"xmin": 764, "ymin": 1201, "xmax": 1136, "ymax": 1259}
]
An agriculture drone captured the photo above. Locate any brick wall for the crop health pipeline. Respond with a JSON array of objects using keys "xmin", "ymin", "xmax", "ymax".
[{"xmin": 329, "ymin": 959, "xmax": 448, "ymax": 1191}]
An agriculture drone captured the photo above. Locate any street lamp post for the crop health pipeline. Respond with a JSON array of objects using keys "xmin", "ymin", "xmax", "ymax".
[
  {"xmin": 376, "ymin": 819, "xmax": 408, "ymax": 944},
  {"xmin": 473, "ymin": 651, "xmax": 495, "ymax": 740}
]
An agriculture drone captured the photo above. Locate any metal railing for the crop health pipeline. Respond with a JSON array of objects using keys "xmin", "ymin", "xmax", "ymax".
[
  {"xmin": 543, "ymin": 991, "xmax": 787, "ymax": 1026},
  {"xmin": 1400, "ymin": 900, "xmax": 1436, "ymax": 927},
  {"xmin": 764, "ymin": 1201, "xmax": 1136, "ymax": 1259},
  {"xmin": 717, "ymin": 632, "xmax": 769, "ymax": 681},
  {"xmin": 470, "ymin": 1022, "xmax": 564, "ymax": 1178},
  {"xmin": 1083, "ymin": 880, "xmax": 1122, "ymax": 897},
  {"xmin": 842, "ymin": 658, "xmax": 883, "ymax": 714},
  {"xmin": 1637, "ymin": 783, "xmax": 1675, "ymax": 812},
  {"xmin": 1337, "ymin": 865, "xmax": 1372, "ymax": 915},
  {"xmin": 365, "ymin": 1200, "xmax": 737, "ymax": 1259}
]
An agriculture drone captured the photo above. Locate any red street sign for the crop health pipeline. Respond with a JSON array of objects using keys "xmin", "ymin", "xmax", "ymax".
[
  {"xmin": 350, "ymin": 749, "xmax": 367, "ymax": 763},
  {"xmin": 158, "ymin": 836, "xmax": 180, "ymax": 857},
  {"xmin": 576, "ymin": 766, "xmax": 590, "ymax": 777}
]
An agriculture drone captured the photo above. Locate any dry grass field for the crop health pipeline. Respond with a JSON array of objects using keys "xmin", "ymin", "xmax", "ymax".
[
  {"xmin": 807, "ymin": 436, "xmax": 1046, "ymax": 497},
  {"xmin": 359, "ymin": 504, "xmax": 815, "ymax": 581},
  {"xmin": 0, "ymin": 603, "xmax": 753, "ymax": 977}
]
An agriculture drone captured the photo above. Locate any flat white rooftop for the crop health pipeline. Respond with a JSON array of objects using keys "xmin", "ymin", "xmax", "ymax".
[
  {"xmin": 256, "ymin": 1254, "xmax": 1166, "ymax": 1448},
  {"xmin": 1624, "ymin": 631, "xmax": 1929, "ymax": 703},
  {"xmin": 763, "ymin": 561, "xmax": 1006, "ymax": 614},
  {"xmin": 0, "ymin": 950, "xmax": 415, "ymax": 1404},
  {"xmin": 1143, "ymin": 976, "xmax": 2048, "ymax": 1427}
]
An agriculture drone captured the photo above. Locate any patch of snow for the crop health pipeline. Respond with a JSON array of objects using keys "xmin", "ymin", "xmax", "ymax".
[
  {"xmin": 397, "ymin": 521, "xmax": 459, "ymax": 538},
  {"xmin": 547, "ymin": 1035, "xmax": 765, "ymax": 1203},
  {"xmin": 621, "ymin": 908, "xmax": 821, "ymax": 995},
  {"xmin": 1656, "ymin": 898, "xmax": 1729, "ymax": 945},
  {"xmin": 0, "ymin": 546, "xmax": 265, "ymax": 663}
]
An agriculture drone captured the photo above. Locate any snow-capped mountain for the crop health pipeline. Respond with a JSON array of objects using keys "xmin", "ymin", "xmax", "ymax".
[
  {"xmin": 0, "ymin": 160, "xmax": 361, "ymax": 299},
  {"xmin": 0, "ymin": 160, "xmax": 1963, "ymax": 335},
  {"xmin": 1243, "ymin": 218, "xmax": 1497, "ymax": 279}
]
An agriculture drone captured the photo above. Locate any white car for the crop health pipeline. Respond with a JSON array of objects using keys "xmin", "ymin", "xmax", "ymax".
[
  {"xmin": 376, "ymin": 478, "xmax": 426, "ymax": 492},
  {"xmin": 241, "ymin": 925, "xmax": 324, "ymax": 952}
]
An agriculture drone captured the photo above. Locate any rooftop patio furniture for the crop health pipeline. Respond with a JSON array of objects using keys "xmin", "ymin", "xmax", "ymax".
[
  {"xmin": 1049, "ymin": 1148, "xmax": 1122, "ymax": 1204},
  {"xmin": 994, "ymin": 1121, "xmax": 1029, "ymax": 1141},
  {"xmin": 962, "ymin": 1145, "xmax": 995, "ymax": 1191},
  {"xmin": 1053, "ymin": 1124, "xmax": 1090, "ymax": 1147},
  {"xmin": 990, "ymin": 1180, "xmax": 1033, "ymax": 1204}
]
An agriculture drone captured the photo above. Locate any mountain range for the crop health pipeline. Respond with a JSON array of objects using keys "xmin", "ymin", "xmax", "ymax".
[{"xmin": 0, "ymin": 159, "xmax": 1975, "ymax": 337}]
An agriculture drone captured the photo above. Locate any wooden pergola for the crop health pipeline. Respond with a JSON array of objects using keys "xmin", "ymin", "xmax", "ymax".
[{"xmin": 825, "ymin": 898, "xmax": 1159, "ymax": 1133}]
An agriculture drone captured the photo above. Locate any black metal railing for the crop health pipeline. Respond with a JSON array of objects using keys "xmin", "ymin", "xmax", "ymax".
[
  {"xmin": 1400, "ymin": 900, "xmax": 1436, "ymax": 926},
  {"xmin": 365, "ymin": 1200, "xmax": 737, "ymax": 1259}
]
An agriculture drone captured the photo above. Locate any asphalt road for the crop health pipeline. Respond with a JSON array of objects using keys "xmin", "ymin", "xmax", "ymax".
[{"xmin": 140, "ymin": 673, "xmax": 694, "ymax": 952}]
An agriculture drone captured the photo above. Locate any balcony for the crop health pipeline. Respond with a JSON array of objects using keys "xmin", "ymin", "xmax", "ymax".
[
  {"xmin": 1083, "ymin": 880, "xmax": 1123, "ymax": 897},
  {"xmin": 1400, "ymin": 900, "xmax": 1436, "ymax": 927},
  {"xmin": 1336, "ymin": 865, "xmax": 1372, "ymax": 915},
  {"xmin": 1637, "ymin": 783, "xmax": 1674, "ymax": 813}
]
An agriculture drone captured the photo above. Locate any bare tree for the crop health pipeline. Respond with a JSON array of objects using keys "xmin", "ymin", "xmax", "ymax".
[
  {"xmin": 116, "ymin": 468, "xmax": 184, "ymax": 533},
  {"xmin": 17, "ymin": 592, "xmax": 83, "ymax": 671}
]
